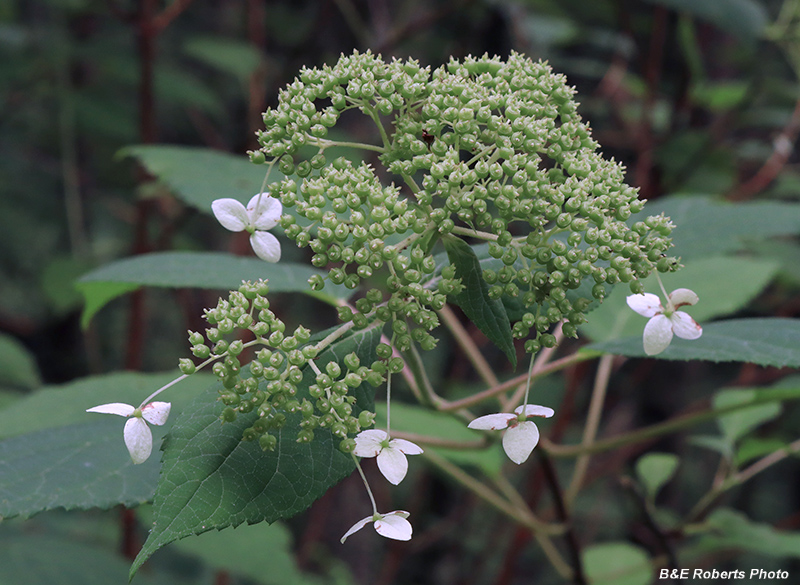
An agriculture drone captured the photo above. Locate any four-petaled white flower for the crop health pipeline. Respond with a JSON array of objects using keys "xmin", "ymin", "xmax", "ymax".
[
  {"xmin": 211, "ymin": 193, "xmax": 282, "ymax": 263},
  {"xmin": 341, "ymin": 510, "xmax": 412, "ymax": 543},
  {"xmin": 86, "ymin": 401, "xmax": 171, "ymax": 464},
  {"xmin": 468, "ymin": 404, "xmax": 555, "ymax": 464},
  {"xmin": 354, "ymin": 429, "xmax": 423, "ymax": 485},
  {"xmin": 626, "ymin": 288, "xmax": 702, "ymax": 355}
]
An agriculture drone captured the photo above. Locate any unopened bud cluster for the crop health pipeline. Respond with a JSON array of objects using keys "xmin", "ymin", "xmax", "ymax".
[
  {"xmin": 254, "ymin": 51, "xmax": 677, "ymax": 354},
  {"xmin": 182, "ymin": 280, "xmax": 383, "ymax": 452}
]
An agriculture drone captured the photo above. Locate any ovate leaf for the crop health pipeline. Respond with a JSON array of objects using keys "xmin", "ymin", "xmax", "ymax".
[
  {"xmin": 131, "ymin": 325, "xmax": 382, "ymax": 577},
  {"xmin": 635, "ymin": 453, "xmax": 680, "ymax": 500},
  {"xmin": 76, "ymin": 252, "xmax": 348, "ymax": 327},
  {"xmin": 586, "ymin": 318, "xmax": 800, "ymax": 368},
  {"xmin": 443, "ymin": 236, "xmax": 515, "ymax": 367}
]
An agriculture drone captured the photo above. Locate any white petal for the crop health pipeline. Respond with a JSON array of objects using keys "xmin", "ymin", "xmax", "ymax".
[
  {"xmin": 340, "ymin": 515, "xmax": 373, "ymax": 543},
  {"xmin": 389, "ymin": 438, "xmax": 424, "ymax": 455},
  {"xmin": 123, "ymin": 417, "xmax": 153, "ymax": 464},
  {"xmin": 374, "ymin": 511, "xmax": 413, "ymax": 541},
  {"xmin": 247, "ymin": 193, "xmax": 282, "ymax": 230},
  {"xmin": 211, "ymin": 198, "xmax": 249, "ymax": 232},
  {"xmin": 467, "ymin": 413, "xmax": 515, "ymax": 431},
  {"xmin": 643, "ymin": 314, "xmax": 674, "ymax": 355},
  {"xmin": 86, "ymin": 403, "xmax": 135, "ymax": 417},
  {"xmin": 141, "ymin": 401, "xmax": 171, "ymax": 426},
  {"xmin": 514, "ymin": 404, "xmax": 555, "ymax": 419},
  {"xmin": 626, "ymin": 293, "xmax": 663, "ymax": 318},
  {"xmin": 353, "ymin": 429, "xmax": 388, "ymax": 458},
  {"xmin": 502, "ymin": 421, "xmax": 540, "ymax": 464},
  {"xmin": 250, "ymin": 231, "xmax": 281, "ymax": 263},
  {"xmin": 670, "ymin": 311, "xmax": 703, "ymax": 340},
  {"xmin": 669, "ymin": 288, "xmax": 699, "ymax": 308},
  {"xmin": 376, "ymin": 447, "xmax": 409, "ymax": 485}
]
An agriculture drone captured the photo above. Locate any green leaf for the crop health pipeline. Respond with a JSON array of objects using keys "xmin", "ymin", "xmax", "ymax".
[
  {"xmin": 643, "ymin": 0, "xmax": 767, "ymax": 40},
  {"xmin": 635, "ymin": 453, "xmax": 680, "ymax": 500},
  {"xmin": 580, "ymin": 256, "xmax": 779, "ymax": 343},
  {"xmin": 118, "ymin": 145, "xmax": 282, "ymax": 212},
  {"xmin": 586, "ymin": 318, "xmax": 800, "ymax": 368},
  {"xmin": 0, "ymin": 419, "xmax": 161, "ymax": 518},
  {"xmin": 183, "ymin": 36, "xmax": 262, "ymax": 83},
  {"xmin": 714, "ymin": 389, "xmax": 782, "ymax": 445},
  {"xmin": 0, "ymin": 332, "xmax": 41, "ymax": 389},
  {"xmin": 76, "ymin": 252, "xmax": 348, "ymax": 327},
  {"xmin": 649, "ymin": 195, "xmax": 800, "ymax": 261},
  {"xmin": 0, "ymin": 529, "xmax": 172, "ymax": 585},
  {"xmin": 582, "ymin": 542, "xmax": 652, "ymax": 585},
  {"xmin": 0, "ymin": 371, "xmax": 214, "ymax": 440},
  {"xmin": 443, "ymin": 235, "xmax": 516, "ymax": 367},
  {"xmin": 689, "ymin": 435, "xmax": 733, "ymax": 458},
  {"xmin": 735, "ymin": 437, "xmax": 789, "ymax": 466},
  {"xmin": 700, "ymin": 508, "xmax": 800, "ymax": 559},
  {"xmin": 131, "ymin": 325, "xmax": 382, "ymax": 577}
]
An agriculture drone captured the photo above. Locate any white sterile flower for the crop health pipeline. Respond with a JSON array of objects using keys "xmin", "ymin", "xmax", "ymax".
[
  {"xmin": 211, "ymin": 192, "xmax": 282, "ymax": 262},
  {"xmin": 353, "ymin": 429, "xmax": 423, "ymax": 485},
  {"xmin": 626, "ymin": 288, "xmax": 702, "ymax": 356},
  {"xmin": 468, "ymin": 404, "xmax": 555, "ymax": 464},
  {"xmin": 86, "ymin": 401, "xmax": 171, "ymax": 464},
  {"xmin": 340, "ymin": 510, "xmax": 412, "ymax": 543}
]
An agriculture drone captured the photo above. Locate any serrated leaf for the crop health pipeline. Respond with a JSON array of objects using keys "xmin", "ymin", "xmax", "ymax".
[
  {"xmin": 443, "ymin": 235, "xmax": 515, "ymax": 367},
  {"xmin": 76, "ymin": 252, "xmax": 348, "ymax": 327},
  {"xmin": 635, "ymin": 453, "xmax": 679, "ymax": 500},
  {"xmin": 714, "ymin": 389, "xmax": 782, "ymax": 445},
  {"xmin": 131, "ymin": 326, "xmax": 382, "ymax": 577},
  {"xmin": 0, "ymin": 371, "xmax": 214, "ymax": 441},
  {"xmin": 586, "ymin": 318, "xmax": 800, "ymax": 368},
  {"xmin": 643, "ymin": 0, "xmax": 767, "ymax": 40},
  {"xmin": 582, "ymin": 542, "xmax": 652, "ymax": 585},
  {"xmin": 0, "ymin": 419, "xmax": 161, "ymax": 519},
  {"xmin": 649, "ymin": 195, "xmax": 800, "ymax": 261},
  {"xmin": 580, "ymin": 256, "xmax": 779, "ymax": 343},
  {"xmin": 118, "ymin": 145, "xmax": 281, "ymax": 212},
  {"xmin": 700, "ymin": 508, "xmax": 800, "ymax": 559}
]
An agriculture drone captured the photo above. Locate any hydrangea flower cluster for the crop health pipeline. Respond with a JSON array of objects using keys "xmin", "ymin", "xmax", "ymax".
[
  {"xmin": 183, "ymin": 279, "xmax": 388, "ymax": 452},
  {"xmin": 253, "ymin": 51, "xmax": 677, "ymax": 355}
]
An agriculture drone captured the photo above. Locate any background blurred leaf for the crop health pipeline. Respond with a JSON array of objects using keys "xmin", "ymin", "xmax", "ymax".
[
  {"xmin": 0, "ymin": 332, "xmax": 41, "ymax": 390},
  {"xmin": 119, "ymin": 145, "xmax": 282, "ymax": 211},
  {"xmin": 699, "ymin": 508, "xmax": 800, "ymax": 559},
  {"xmin": 714, "ymin": 389, "xmax": 782, "ymax": 445},
  {"xmin": 581, "ymin": 541, "xmax": 652, "ymax": 585},
  {"xmin": 183, "ymin": 36, "xmax": 262, "ymax": 83},
  {"xmin": 586, "ymin": 318, "xmax": 800, "ymax": 367},
  {"xmin": 635, "ymin": 453, "xmax": 680, "ymax": 500},
  {"xmin": 76, "ymin": 252, "xmax": 348, "ymax": 327},
  {"xmin": 642, "ymin": 0, "xmax": 767, "ymax": 40}
]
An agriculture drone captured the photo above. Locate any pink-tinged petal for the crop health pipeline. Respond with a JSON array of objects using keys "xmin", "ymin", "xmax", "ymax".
[
  {"xmin": 340, "ymin": 515, "xmax": 373, "ymax": 543},
  {"xmin": 670, "ymin": 311, "xmax": 703, "ymax": 340},
  {"xmin": 467, "ymin": 413, "xmax": 515, "ymax": 431},
  {"xmin": 377, "ymin": 447, "xmax": 409, "ymax": 485},
  {"xmin": 626, "ymin": 293, "xmax": 663, "ymax": 318},
  {"xmin": 141, "ymin": 401, "xmax": 171, "ymax": 426},
  {"xmin": 514, "ymin": 404, "xmax": 555, "ymax": 419},
  {"xmin": 211, "ymin": 198, "xmax": 249, "ymax": 232},
  {"xmin": 354, "ymin": 429, "xmax": 388, "ymax": 458},
  {"xmin": 502, "ymin": 421, "xmax": 540, "ymax": 464},
  {"xmin": 86, "ymin": 403, "xmax": 135, "ymax": 417},
  {"xmin": 643, "ymin": 314, "xmax": 674, "ymax": 355},
  {"xmin": 669, "ymin": 288, "xmax": 699, "ymax": 309},
  {"xmin": 247, "ymin": 193, "xmax": 283, "ymax": 230},
  {"xmin": 374, "ymin": 512, "xmax": 412, "ymax": 541},
  {"xmin": 123, "ymin": 417, "xmax": 153, "ymax": 464},
  {"xmin": 250, "ymin": 231, "xmax": 281, "ymax": 263},
  {"xmin": 389, "ymin": 438, "xmax": 424, "ymax": 455}
]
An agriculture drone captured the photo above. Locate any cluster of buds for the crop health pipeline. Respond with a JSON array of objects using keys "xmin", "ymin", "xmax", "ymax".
[
  {"xmin": 253, "ymin": 51, "xmax": 677, "ymax": 356},
  {"xmin": 182, "ymin": 280, "xmax": 385, "ymax": 452}
]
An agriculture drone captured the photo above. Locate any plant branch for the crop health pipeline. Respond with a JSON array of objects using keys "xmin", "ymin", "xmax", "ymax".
[{"xmin": 438, "ymin": 305, "xmax": 499, "ymax": 389}]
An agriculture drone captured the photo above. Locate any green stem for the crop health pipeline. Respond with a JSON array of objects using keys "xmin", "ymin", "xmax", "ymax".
[
  {"xmin": 450, "ymin": 225, "xmax": 499, "ymax": 241},
  {"xmin": 352, "ymin": 453, "xmax": 379, "ymax": 515},
  {"xmin": 309, "ymin": 137, "xmax": 385, "ymax": 154}
]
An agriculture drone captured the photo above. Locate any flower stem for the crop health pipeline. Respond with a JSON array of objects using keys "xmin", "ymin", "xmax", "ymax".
[{"xmin": 352, "ymin": 453, "xmax": 379, "ymax": 516}]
